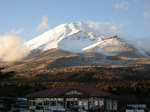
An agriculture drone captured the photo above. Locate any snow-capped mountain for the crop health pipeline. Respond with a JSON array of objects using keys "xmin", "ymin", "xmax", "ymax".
[{"xmin": 26, "ymin": 22, "xmax": 147, "ymax": 57}]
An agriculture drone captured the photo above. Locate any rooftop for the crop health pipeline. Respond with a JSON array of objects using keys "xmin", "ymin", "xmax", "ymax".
[{"xmin": 25, "ymin": 86, "xmax": 118, "ymax": 99}]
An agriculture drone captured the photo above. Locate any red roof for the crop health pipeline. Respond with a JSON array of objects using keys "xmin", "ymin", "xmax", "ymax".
[{"xmin": 25, "ymin": 86, "xmax": 118, "ymax": 99}]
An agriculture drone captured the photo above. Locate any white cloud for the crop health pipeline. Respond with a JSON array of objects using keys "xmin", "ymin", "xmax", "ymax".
[
  {"xmin": 114, "ymin": 1, "xmax": 129, "ymax": 10},
  {"xmin": 36, "ymin": 16, "xmax": 50, "ymax": 32},
  {"xmin": 7, "ymin": 29, "xmax": 24, "ymax": 35},
  {"xmin": 143, "ymin": 12, "xmax": 150, "ymax": 24},
  {"xmin": 86, "ymin": 21, "xmax": 123, "ymax": 36},
  {"xmin": 0, "ymin": 35, "xmax": 30, "ymax": 62}
]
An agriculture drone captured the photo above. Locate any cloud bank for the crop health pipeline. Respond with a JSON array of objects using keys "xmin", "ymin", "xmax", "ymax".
[
  {"xmin": 0, "ymin": 35, "xmax": 30, "ymax": 62},
  {"xmin": 36, "ymin": 16, "xmax": 50, "ymax": 32}
]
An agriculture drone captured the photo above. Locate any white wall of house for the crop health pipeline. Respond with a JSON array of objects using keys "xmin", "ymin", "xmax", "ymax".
[
  {"xmin": 106, "ymin": 99, "xmax": 118, "ymax": 111},
  {"xmin": 107, "ymin": 99, "xmax": 112, "ymax": 110},
  {"xmin": 113, "ymin": 100, "xmax": 118, "ymax": 110}
]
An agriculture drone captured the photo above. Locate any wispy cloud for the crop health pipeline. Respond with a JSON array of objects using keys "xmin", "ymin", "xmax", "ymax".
[
  {"xmin": 143, "ymin": 4, "xmax": 150, "ymax": 25},
  {"xmin": 144, "ymin": 4, "xmax": 150, "ymax": 11},
  {"xmin": 36, "ymin": 16, "xmax": 50, "ymax": 32},
  {"xmin": 7, "ymin": 29, "xmax": 24, "ymax": 35},
  {"xmin": 136, "ymin": 38, "xmax": 150, "ymax": 52},
  {"xmin": 86, "ymin": 21, "xmax": 123, "ymax": 36},
  {"xmin": 114, "ymin": 1, "xmax": 129, "ymax": 10},
  {"xmin": 143, "ymin": 12, "xmax": 149, "ymax": 18}
]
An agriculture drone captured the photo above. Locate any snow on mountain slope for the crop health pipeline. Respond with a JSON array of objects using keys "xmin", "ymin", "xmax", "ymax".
[
  {"xmin": 27, "ymin": 22, "xmax": 105, "ymax": 52},
  {"xmin": 82, "ymin": 36, "xmax": 134, "ymax": 55},
  {"xmin": 27, "ymin": 23, "xmax": 80, "ymax": 51},
  {"xmin": 57, "ymin": 31, "xmax": 105, "ymax": 53},
  {"xmin": 26, "ymin": 22, "xmax": 143, "ymax": 56}
]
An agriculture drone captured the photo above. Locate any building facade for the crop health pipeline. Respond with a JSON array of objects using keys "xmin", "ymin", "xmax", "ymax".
[{"xmin": 26, "ymin": 86, "xmax": 118, "ymax": 111}]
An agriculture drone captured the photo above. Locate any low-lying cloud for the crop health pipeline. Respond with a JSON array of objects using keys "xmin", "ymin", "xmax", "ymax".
[{"xmin": 0, "ymin": 35, "xmax": 30, "ymax": 62}]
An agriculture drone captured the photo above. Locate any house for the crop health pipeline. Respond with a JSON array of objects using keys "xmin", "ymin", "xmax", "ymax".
[{"xmin": 25, "ymin": 86, "xmax": 119, "ymax": 111}]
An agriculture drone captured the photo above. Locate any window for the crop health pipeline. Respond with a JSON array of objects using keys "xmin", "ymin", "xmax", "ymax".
[
  {"xmin": 29, "ymin": 100, "xmax": 36, "ymax": 106},
  {"xmin": 51, "ymin": 101, "xmax": 56, "ymax": 106},
  {"xmin": 37, "ymin": 102, "xmax": 42, "ymax": 106},
  {"xmin": 57, "ymin": 101, "xmax": 63, "ymax": 106},
  {"xmin": 33, "ymin": 101, "xmax": 36, "ymax": 106},
  {"xmin": 36, "ymin": 106, "xmax": 44, "ymax": 110},
  {"xmin": 29, "ymin": 101, "xmax": 32, "ymax": 106},
  {"xmin": 44, "ymin": 100, "xmax": 49, "ymax": 105}
]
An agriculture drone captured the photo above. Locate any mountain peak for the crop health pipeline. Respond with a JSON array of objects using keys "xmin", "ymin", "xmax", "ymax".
[
  {"xmin": 26, "ymin": 22, "xmax": 96, "ymax": 51},
  {"xmin": 26, "ymin": 22, "xmax": 148, "ymax": 57}
]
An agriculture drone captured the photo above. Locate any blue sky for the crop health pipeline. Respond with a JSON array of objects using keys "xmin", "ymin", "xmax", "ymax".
[{"xmin": 0, "ymin": 0, "xmax": 150, "ymax": 41}]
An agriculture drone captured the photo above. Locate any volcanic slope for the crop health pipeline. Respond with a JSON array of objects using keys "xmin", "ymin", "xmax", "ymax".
[{"xmin": 26, "ymin": 22, "xmax": 149, "ymax": 58}]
